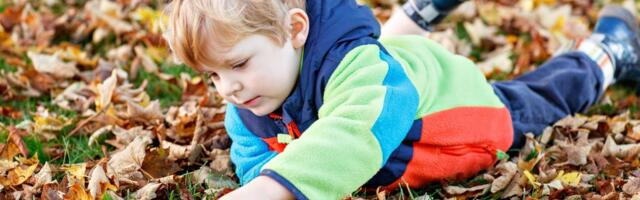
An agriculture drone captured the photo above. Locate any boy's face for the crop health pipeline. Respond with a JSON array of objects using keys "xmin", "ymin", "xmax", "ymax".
[{"xmin": 202, "ymin": 34, "xmax": 300, "ymax": 116}]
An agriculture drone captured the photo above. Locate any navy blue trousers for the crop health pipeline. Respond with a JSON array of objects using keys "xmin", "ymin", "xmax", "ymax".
[{"xmin": 492, "ymin": 52, "xmax": 605, "ymax": 149}]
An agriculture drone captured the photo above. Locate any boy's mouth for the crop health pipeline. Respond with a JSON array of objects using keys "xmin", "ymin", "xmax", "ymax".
[{"xmin": 242, "ymin": 96, "xmax": 261, "ymax": 106}]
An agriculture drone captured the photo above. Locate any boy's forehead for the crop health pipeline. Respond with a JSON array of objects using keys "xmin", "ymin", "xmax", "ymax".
[{"xmin": 200, "ymin": 36, "xmax": 257, "ymax": 69}]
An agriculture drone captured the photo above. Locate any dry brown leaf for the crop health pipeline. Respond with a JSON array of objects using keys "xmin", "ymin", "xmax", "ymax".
[
  {"xmin": 501, "ymin": 172, "xmax": 525, "ymax": 198},
  {"xmin": 559, "ymin": 130, "xmax": 592, "ymax": 166},
  {"xmin": 96, "ymin": 70, "xmax": 118, "ymax": 111},
  {"xmin": 624, "ymin": 177, "xmax": 640, "ymax": 195},
  {"xmin": 160, "ymin": 140, "xmax": 190, "ymax": 161},
  {"xmin": 41, "ymin": 183, "xmax": 64, "ymax": 200},
  {"xmin": 107, "ymin": 135, "xmax": 152, "ymax": 182},
  {"xmin": 53, "ymin": 82, "xmax": 94, "ymax": 112},
  {"xmin": 34, "ymin": 162, "xmax": 54, "ymax": 188},
  {"xmin": 0, "ymin": 160, "xmax": 18, "ymax": 176},
  {"xmin": 555, "ymin": 115, "xmax": 588, "ymax": 130},
  {"xmin": 602, "ymin": 135, "xmax": 640, "ymax": 159},
  {"xmin": 491, "ymin": 161, "xmax": 517, "ymax": 193},
  {"xmin": 209, "ymin": 149, "xmax": 232, "ymax": 174},
  {"xmin": 85, "ymin": 0, "xmax": 133, "ymax": 34},
  {"xmin": 444, "ymin": 184, "xmax": 490, "ymax": 195},
  {"xmin": 133, "ymin": 182, "xmax": 161, "ymax": 200},
  {"xmin": 141, "ymin": 148, "xmax": 181, "ymax": 179},
  {"xmin": 126, "ymin": 100, "xmax": 163, "ymax": 122},
  {"xmin": 88, "ymin": 165, "xmax": 114, "ymax": 199},
  {"xmin": 27, "ymin": 51, "xmax": 78, "ymax": 79}
]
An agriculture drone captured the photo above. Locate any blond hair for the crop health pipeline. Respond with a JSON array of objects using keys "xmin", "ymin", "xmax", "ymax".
[{"xmin": 163, "ymin": 0, "xmax": 305, "ymax": 70}]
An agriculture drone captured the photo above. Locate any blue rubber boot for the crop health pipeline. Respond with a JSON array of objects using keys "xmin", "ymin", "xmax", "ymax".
[{"xmin": 592, "ymin": 6, "xmax": 640, "ymax": 82}]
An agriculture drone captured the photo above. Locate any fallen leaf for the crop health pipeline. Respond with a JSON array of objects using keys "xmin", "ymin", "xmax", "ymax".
[
  {"xmin": 107, "ymin": 135, "xmax": 152, "ymax": 182},
  {"xmin": 133, "ymin": 182, "xmax": 161, "ymax": 200},
  {"xmin": 491, "ymin": 161, "xmax": 517, "ymax": 193},
  {"xmin": 63, "ymin": 183, "xmax": 91, "ymax": 200},
  {"xmin": 555, "ymin": 171, "xmax": 581, "ymax": 187},
  {"xmin": 0, "ymin": 163, "xmax": 38, "ymax": 186},
  {"xmin": 602, "ymin": 135, "xmax": 640, "ymax": 159},
  {"xmin": 88, "ymin": 164, "xmax": 115, "ymax": 198},
  {"xmin": 126, "ymin": 100, "xmax": 163, "ymax": 123},
  {"xmin": 62, "ymin": 163, "xmax": 87, "ymax": 186},
  {"xmin": 0, "ymin": 160, "xmax": 18, "ymax": 176},
  {"xmin": 27, "ymin": 51, "xmax": 78, "ymax": 79},
  {"xmin": 141, "ymin": 147, "xmax": 181, "ymax": 179},
  {"xmin": 34, "ymin": 162, "xmax": 54, "ymax": 188},
  {"xmin": 624, "ymin": 177, "xmax": 640, "ymax": 195},
  {"xmin": 444, "ymin": 184, "xmax": 490, "ymax": 195},
  {"xmin": 95, "ymin": 70, "xmax": 118, "ymax": 111}
]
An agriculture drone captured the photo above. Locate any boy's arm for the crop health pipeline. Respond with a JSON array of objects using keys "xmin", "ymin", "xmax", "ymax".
[
  {"xmin": 261, "ymin": 45, "xmax": 420, "ymax": 199},
  {"xmin": 225, "ymin": 104, "xmax": 278, "ymax": 185}
]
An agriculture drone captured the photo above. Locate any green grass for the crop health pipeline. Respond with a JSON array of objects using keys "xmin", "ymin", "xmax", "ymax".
[
  {"xmin": 133, "ymin": 70, "xmax": 183, "ymax": 108},
  {"xmin": 0, "ymin": 58, "xmax": 17, "ymax": 73},
  {"xmin": 55, "ymin": 134, "xmax": 109, "ymax": 164},
  {"xmin": 0, "ymin": 95, "xmax": 78, "ymax": 126},
  {"xmin": 133, "ymin": 61, "xmax": 199, "ymax": 109},
  {"xmin": 161, "ymin": 62, "xmax": 198, "ymax": 78}
]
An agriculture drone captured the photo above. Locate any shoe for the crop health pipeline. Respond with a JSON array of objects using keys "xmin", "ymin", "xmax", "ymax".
[{"xmin": 592, "ymin": 6, "xmax": 640, "ymax": 82}]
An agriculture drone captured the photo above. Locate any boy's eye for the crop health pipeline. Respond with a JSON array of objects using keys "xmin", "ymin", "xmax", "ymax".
[{"xmin": 232, "ymin": 59, "xmax": 248, "ymax": 70}]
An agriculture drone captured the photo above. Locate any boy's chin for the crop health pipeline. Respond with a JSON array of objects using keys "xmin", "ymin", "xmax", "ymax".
[{"xmin": 246, "ymin": 105, "xmax": 278, "ymax": 117}]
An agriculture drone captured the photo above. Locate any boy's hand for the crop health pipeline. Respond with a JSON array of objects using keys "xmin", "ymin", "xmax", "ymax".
[{"xmin": 220, "ymin": 175, "xmax": 295, "ymax": 200}]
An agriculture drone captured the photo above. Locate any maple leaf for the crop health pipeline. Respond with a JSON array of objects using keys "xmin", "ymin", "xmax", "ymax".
[
  {"xmin": 107, "ymin": 135, "xmax": 152, "ymax": 183},
  {"xmin": 141, "ymin": 148, "xmax": 181, "ymax": 179}
]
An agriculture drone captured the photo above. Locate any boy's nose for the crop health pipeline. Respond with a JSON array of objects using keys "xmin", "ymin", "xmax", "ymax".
[{"xmin": 220, "ymin": 79, "xmax": 243, "ymax": 97}]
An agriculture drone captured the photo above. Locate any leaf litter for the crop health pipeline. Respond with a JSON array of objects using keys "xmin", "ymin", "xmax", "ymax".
[{"xmin": 0, "ymin": 0, "xmax": 640, "ymax": 199}]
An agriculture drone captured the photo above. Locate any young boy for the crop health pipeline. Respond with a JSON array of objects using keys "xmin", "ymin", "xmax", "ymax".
[{"xmin": 163, "ymin": 0, "xmax": 640, "ymax": 199}]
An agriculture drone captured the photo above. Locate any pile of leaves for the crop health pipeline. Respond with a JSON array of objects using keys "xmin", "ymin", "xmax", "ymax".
[
  {"xmin": 0, "ymin": 0, "xmax": 234, "ymax": 199},
  {"xmin": 0, "ymin": 0, "xmax": 639, "ymax": 199}
]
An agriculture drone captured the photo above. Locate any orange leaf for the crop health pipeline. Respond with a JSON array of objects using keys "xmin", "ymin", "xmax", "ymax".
[{"xmin": 63, "ymin": 183, "xmax": 92, "ymax": 200}]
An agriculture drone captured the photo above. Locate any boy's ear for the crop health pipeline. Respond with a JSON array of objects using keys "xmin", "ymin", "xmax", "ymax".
[{"xmin": 287, "ymin": 8, "xmax": 309, "ymax": 49}]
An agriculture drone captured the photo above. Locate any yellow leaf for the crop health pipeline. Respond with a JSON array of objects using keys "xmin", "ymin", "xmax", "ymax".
[
  {"xmin": 550, "ymin": 15, "xmax": 565, "ymax": 34},
  {"xmin": 523, "ymin": 170, "xmax": 541, "ymax": 188},
  {"xmin": 0, "ymin": 163, "xmax": 38, "ymax": 186},
  {"xmin": 555, "ymin": 171, "xmax": 581, "ymax": 186},
  {"xmin": 16, "ymin": 153, "xmax": 39, "ymax": 165},
  {"xmin": 62, "ymin": 163, "xmax": 87, "ymax": 186},
  {"xmin": 145, "ymin": 47, "xmax": 169, "ymax": 63},
  {"xmin": 133, "ymin": 7, "xmax": 167, "ymax": 33}
]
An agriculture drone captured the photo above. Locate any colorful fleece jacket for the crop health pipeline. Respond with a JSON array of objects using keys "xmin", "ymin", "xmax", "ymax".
[{"xmin": 224, "ymin": 0, "xmax": 512, "ymax": 199}]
